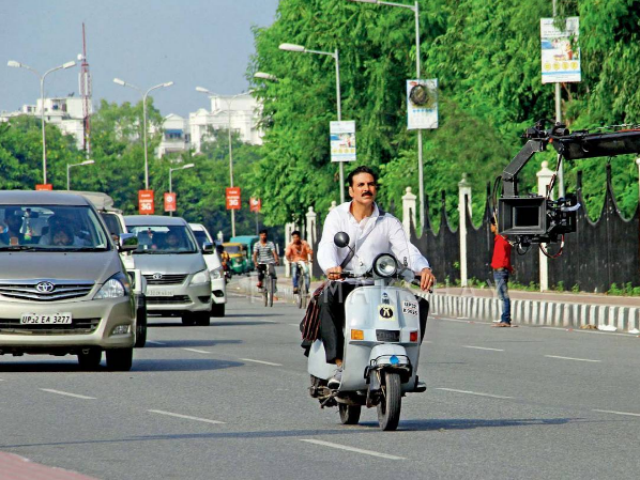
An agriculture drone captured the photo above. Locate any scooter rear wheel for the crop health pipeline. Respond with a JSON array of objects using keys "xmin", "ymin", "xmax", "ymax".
[
  {"xmin": 377, "ymin": 372, "xmax": 402, "ymax": 431},
  {"xmin": 338, "ymin": 404, "xmax": 361, "ymax": 425}
]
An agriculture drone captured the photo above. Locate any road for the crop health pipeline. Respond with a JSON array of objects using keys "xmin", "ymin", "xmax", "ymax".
[{"xmin": 1, "ymin": 291, "xmax": 640, "ymax": 479}]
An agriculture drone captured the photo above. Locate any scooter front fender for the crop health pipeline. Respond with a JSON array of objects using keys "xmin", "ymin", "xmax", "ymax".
[{"xmin": 368, "ymin": 344, "xmax": 412, "ymax": 380}]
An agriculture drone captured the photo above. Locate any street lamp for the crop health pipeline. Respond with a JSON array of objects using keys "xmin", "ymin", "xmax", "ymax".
[
  {"xmin": 113, "ymin": 78, "xmax": 174, "ymax": 190},
  {"xmin": 66, "ymin": 159, "xmax": 95, "ymax": 190},
  {"xmin": 254, "ymin": 72, "xmax": 278, "ymax": 82},
  {"xmin": 348, "ymin": 0, "xmax": 426, "ymax": 229},
  {"xmin": 7, "ymin": 59, "xmax": 77, "ymax": 185},
  {"xmin": 279, "ymin": 42, "xmax": 345, "ymax": 203},
  {"xmin": 168, "ymin": 163, "xmax": 195, "ymax": 216},
  {"xmin": 195, "ymin": 87, "xmax": 250, "ymax": 237}
]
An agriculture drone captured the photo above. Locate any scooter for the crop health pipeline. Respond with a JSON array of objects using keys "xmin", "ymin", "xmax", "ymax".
[{"xmin": 307, "ymin": 232, "xmax": 427, "ymax": 431}]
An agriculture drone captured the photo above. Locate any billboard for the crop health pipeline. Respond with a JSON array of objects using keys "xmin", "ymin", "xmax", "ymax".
[
  {"xmin": 226, "ymin": 187, "xmax": 241, "ymax": 210},
  {"xmin": 250, "ymin": 197, "xmax": 261, "ymax": 213},
  {"xmin": 164, "ymin": 192, "xmax": 177, "ymax": 212},
  {"xmin": 407, "ymin": 79, "xmax": 438, "ymax": 130},
  {"xmin": 330, "ymin": 121, "xmax": 356, "ymax": 162},
  {"xmin": 541, "ymin": 17, "xmax": 581, "ymax": 84},
  {"xmin": 138, "ymin": 190, "xmax": 154, "ymax": 215}
]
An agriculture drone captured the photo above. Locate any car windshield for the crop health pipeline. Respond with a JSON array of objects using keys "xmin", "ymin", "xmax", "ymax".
[
  {"xmin": 101, "ymin": 213, "xmax": 124, "ymax": 236},
  {"xmin": 0, "ymin": 205, "xmax": 110, "ymax": 251},
  {"xmin": 128, "ymin": 225, "xmax": 198, "ymax": 254},
  {"xmin": 225, "ymin": 245, "xmax": 242, "ymax": 254},
  {"xmin": 193, "ymin": 230, "xmax": 209, "ymax": 247}
]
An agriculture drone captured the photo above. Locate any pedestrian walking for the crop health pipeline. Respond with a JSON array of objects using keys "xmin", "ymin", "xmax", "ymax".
[{"xmin": 490, "ymin": 217, "xmax": 513, "ymax": 327}]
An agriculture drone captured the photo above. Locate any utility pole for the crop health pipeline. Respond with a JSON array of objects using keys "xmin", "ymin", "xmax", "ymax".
[
  {"xmin": 80, "ymin": 23, "xmax": 92, "ymax": 157},
  {"xmin": 553, "ymin": 0, "xmax": 565, "ymax": 198}
]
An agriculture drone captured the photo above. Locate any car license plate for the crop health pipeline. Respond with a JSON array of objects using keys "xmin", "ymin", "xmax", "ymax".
[
  {"xmin": 146, "ymin": 290, "xmax": 173, "ymax": 297},
  {"xmin": 20, "ymin": 313, "xmax": 72, "ymax": 325}
]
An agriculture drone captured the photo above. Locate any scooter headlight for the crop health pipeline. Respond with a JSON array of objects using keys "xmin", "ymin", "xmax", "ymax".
[{"xmin": 373, "ymin": 254, "xmax": 398, "ymax": 278}]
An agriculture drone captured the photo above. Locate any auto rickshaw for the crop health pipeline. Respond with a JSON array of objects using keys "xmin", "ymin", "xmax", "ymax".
[{"xmin": 223, "ymin": 242, "xmax": 248, "ymax": 275}]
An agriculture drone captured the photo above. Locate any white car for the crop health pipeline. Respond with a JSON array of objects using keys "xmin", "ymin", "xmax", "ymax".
[{"xmin": 190, "ymin": 223, "xmax": 226, "ymax": 317}]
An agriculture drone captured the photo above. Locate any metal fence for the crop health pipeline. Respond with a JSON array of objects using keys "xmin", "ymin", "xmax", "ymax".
[{"xmin": 307, "ymin": 166, "xmax": 638, "ymax": 293}]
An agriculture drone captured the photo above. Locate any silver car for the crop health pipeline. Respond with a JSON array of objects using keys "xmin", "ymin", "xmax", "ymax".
[
  {"xmin": 125, "ymin": 215, "xmax": 213, "ymax": 326},
  {"xmin": 0, "ymin": 191, "xmax": 138, "ymax": 371},
  {"xmin": 189, "ymin": 223, "xmax": 226, "ymax": 317}
]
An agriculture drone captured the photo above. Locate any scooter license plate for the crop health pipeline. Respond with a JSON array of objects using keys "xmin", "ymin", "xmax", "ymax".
[{"xmin": 376, "ymin": 330, "xmax": 400, "ymax": 342}]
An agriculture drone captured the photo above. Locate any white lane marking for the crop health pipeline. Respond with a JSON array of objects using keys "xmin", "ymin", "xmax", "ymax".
[
  {"xmin": 542, "ymin": 326, "xmax": 633, "ymax": 337},
  {"xmin": 289, "ymin": 323, "xmax": 300, "ymax": 326},
  {"xmin": 436, "ymin": 388, "xmax": 513, "ymax": 400},
  {"xmin": 544, "ymin": 355, "xmax": 601, "ymax": 363},
  {"xmin": 149, "ymin": 409, "xmax": 225, "ymax": 424},
  {"xmin": 463, "ymin": 345, "xmax": 504, "ymax": 352},
  {"xmin": 147, "ymin": 340, "xmax": 166, "ymax": 345},
  {"xmin": 423, "ymin": 340, "xmax": 433, "ymax": 344},
  {"xmin": 437, "ymin": 318, "xmax": 472, "ymax": 324},
  {"xmin": 240, "ymin": 358, "xmax": 283, "ymax": 367},
  {"xmin": 593, "ymin": 409, "xmax": 640, "ymax": 418},
  {"xmin": 40, "ymin": 388, "xmax": 95, "ymax": 400},
  {"xmin": 183, "ymin": 348, "xmax": 211, "ymax": 354},
  {"xmin": 300, "ymin": 439, "xmax": 406, "ymax": 460}
]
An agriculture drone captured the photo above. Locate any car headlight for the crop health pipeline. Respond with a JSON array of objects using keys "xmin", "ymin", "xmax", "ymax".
[
  {"xmin": 373, "ymin": 254, "xmax": 398, "ymax": 278},
  {"xmin": 210, "ymin": 268, "xmax": 223, "ymax": 279},
  {"xmin": 95, "ymin": 272, "xmax": 130, "ymax": 299},
  {"xmin": 191, "ymin": 269, "xmax": 211, "ymax": 284}
]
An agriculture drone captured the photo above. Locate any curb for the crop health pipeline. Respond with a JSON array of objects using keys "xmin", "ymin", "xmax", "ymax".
[
  {"xmin": 228, "ymin": 275, "xmax": 640, "ymax": 334},
  {"xmin": 418, "ymin": 292, "xmax": 640, "ymax": 333}
]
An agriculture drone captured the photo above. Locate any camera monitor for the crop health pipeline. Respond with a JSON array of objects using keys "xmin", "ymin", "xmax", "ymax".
[{"xmin": 498, "ymin": 196, "xmax": 546, "ymax": 236}]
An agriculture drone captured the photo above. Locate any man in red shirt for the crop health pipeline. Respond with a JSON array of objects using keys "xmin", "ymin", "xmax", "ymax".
[{"xmin": 490, "ymin": 217, "xmax": 513, "ymax": 327}]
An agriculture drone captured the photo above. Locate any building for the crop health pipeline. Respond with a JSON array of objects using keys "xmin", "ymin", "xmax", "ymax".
[
  {"xmin": 189, "ymin": 93, "xmax": 263, "ymax": 154},
  {"xmin": 156, "ymin": 114, "xmax": 190, "ymax": 158},
  {"xmin": 0, "ymin": 96, "xmax": 89, "ymax": 150}
]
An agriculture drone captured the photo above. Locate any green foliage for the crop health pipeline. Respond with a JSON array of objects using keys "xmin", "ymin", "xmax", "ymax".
[
  {"xmin": 0, "ymin": 100, "xmax": 264, "ymax": 239},
  {"xmin": 249, "ymin": 0, "xmax": 640, "ymax": 226}
]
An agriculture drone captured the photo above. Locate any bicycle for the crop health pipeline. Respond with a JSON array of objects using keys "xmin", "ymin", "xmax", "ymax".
[
  {"xmin": 259, "ymin": 262, "xmax": 277, "ymax": 307},
  {"xmin": 293, "ymin": 261, "xmax": 310, "ymax": 309}
]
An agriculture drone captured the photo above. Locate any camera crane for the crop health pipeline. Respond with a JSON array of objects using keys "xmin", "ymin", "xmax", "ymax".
[{"xmin": 499, "ymin": 120, "xmax": 640, "ymax": 250}]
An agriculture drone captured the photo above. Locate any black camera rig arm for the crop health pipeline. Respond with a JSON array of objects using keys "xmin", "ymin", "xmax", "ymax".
[{"xmin": 499, "ymin": 120, "xmax": 640, "ymax": 247}]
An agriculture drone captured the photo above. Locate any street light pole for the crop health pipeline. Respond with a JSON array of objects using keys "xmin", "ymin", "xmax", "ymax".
[
  {"xmin": 552, "ymin": 0, "xmax": 565, "ymax": 198},
  {"xmin": 348, "ymin": 0, "xmax": 425, "ymax": 228},
  {"xmin": 195, "ymin": 87, "xmax": 249, "ymax": 237},
  {"xmin": 168, "ymin": 163, "xmax": 195, "ymax": 217},
  {"xmin": 113, "ymin": 78, "xmax": 173, "ymax": 190},
  {"xmin": 279, "ymin": 43, "xmax": 345, "ymax": 203},
  {"xmin": 8, "ymin": 59, "xmax": 77, "ymax": 185},
  {"xmin": 66, "ymin": 160, "xmax": 95, "ymax": 190}
]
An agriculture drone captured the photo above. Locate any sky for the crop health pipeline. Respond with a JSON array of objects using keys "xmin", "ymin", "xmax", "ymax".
[{"xmin": 0, "ymin": 0, "xmax": 280, "ymax": 118}]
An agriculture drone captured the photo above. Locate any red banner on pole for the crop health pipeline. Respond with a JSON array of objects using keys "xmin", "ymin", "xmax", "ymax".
[
  {"xmin": 35, "ymin": 184, "xmax": 53, "ymax": 191},
  {"xmin": 164, "ymin": 192, "xmax": 177, "ymax": 212},
  {"xmin": 139, "ymin": 190, "xmax": 155, "ymax": 215},
  {"xmin": 249, "ymin": 197, "xmax": 261, "ymax": 213},
  {"xmin": 226, "ymin": 187, "xmax": 241, "ymax": 210}
]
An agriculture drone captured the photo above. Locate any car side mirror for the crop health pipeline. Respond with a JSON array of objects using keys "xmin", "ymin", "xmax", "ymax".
[
  {"xmin": 202, "ymin": 241, "xmax": 214, "ymax": 254},
  {"xmin": 334, "ymin": 232, "xmax": 350, "ymax": 248},
  {"xmin": 119, "ymin": 233, "xmax": 138, "ymax": 252}
]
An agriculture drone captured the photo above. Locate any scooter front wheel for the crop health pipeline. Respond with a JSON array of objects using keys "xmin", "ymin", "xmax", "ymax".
[
  {"xmin": 377, "ymin": 372, "xmax": 402, "ymax": 431},
  {"xmin": 338, "ymin": 404, "xmax": 361, "ymax": 425}
]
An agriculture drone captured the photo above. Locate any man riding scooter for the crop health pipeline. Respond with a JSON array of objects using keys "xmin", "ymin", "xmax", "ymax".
[{"xmin": 317, "ymin": 166, "xmax": 435, "ymax": 388}]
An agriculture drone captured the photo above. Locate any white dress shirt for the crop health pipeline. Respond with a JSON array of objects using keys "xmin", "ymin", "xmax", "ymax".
[{"xmin": 318, "ymin": 202, "xmax": 430, "ymax": 275}]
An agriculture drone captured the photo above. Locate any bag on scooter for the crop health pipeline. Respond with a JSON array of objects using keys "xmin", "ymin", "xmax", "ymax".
[{"xmin": 300, "ymin": 282, "xmax": 327, "ymax": 342}]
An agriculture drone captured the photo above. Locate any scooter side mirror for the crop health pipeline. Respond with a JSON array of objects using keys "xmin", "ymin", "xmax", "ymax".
[{"xmin": 334, "ymin": 232, "xmax": 350, "ymax": 248}]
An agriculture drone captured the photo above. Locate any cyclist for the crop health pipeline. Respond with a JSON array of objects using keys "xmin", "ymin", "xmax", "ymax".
[
  {"xmin": 253, "ymin": 229, "xmax": 280, "ymax": 291},
  {"xmin": 285, "ymin": 230, "xmax": 313, "ymax": 294}
]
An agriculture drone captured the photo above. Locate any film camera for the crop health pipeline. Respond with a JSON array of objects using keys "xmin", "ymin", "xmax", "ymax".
[{"xmin": 499, "ymin": 120, "xmax": 640, "ymax": 246}]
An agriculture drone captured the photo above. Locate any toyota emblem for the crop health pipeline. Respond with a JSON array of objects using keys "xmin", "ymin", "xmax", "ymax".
[
  {"xmin": 152, "ymin": 273, "xmax": 163, "ymax": 280},
  {"xmin": 35, "ymin": 281, "xmax": 55, "ymax": 294}
]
